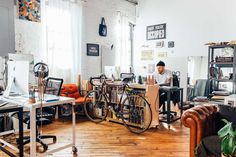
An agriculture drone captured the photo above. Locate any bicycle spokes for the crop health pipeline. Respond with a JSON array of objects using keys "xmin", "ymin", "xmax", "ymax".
[
  {"xmin": 121, "ymin": 95, "xmax": 152, "ymax": 134},
  {"xmin": 84, "ymin": 90, "xmax": 108, "ymax": 123}
]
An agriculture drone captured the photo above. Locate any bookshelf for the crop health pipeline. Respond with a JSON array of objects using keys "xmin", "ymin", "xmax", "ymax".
[{"xmin": 208, "ymin": 44, "xmax": 236, "ymax": 93}]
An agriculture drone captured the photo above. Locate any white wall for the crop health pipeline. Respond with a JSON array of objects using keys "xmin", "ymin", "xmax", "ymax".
[
  {"xmin": 134, "ymin": 0, "xmax": 236, "ymax": 58},
  {"xmin": 15, "ymin": 19, "xmax": 43, "ymax": 61},
  {"xmin": 9, "ymin": 0, "xmax": 136, "ymax": 81},
  {"xmin": 81, "ymin": 0, "xmax": 136, "ymax": 79},
  {"xmin": 134, "ymin": 0, "xmax": 236, "ymax": 98}
]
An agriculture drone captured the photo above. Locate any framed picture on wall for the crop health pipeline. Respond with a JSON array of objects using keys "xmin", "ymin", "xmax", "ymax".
[
  {"xmin": 87, "ymin": 43, "xmax": 99, "ymax": 56},
  {"xmin": 18, "ymin": 0, "xmax": 41, "ymax": 22},
  {"xmin": 146, "ymin": 23, "xmax": 166, "ymax": 40}
]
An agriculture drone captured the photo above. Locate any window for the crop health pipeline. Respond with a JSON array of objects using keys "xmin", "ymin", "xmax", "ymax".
[{"xmin": 116, "ymin": 12, "xmax": 135, "ymax": 73}]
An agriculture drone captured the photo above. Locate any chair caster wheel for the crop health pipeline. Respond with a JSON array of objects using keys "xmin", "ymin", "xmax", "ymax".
[{"xmin": 72, "ymin": 146, "xmax": 77, "ymax": 154}]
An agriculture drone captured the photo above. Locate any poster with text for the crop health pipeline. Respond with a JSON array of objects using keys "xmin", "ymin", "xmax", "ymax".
[{"xmin": 147, "ymin": 23, "xmax": 166, "ymax": 40}]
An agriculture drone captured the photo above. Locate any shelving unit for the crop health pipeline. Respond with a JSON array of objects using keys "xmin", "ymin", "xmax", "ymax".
[{"xmin": 208, "ymin": 44, "xmax": 236, "ymax": 93}]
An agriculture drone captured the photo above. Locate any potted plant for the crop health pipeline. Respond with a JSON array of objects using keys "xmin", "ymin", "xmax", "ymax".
[{"xmin": 218, "ymin": 119, "xmax": 236, "ymax": 157}]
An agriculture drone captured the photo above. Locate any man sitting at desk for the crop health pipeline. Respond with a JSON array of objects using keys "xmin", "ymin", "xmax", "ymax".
[
  {"xmin": 154, "ymin": 61, "xmax": 172, "ymax": 86},
  {"xmin": 153, "ymin": 61, "xmax": 172, "ymax": 108}
]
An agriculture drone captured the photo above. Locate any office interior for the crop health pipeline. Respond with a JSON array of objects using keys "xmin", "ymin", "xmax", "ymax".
[{"xmin": 0, "ymin": 0, "xmax": 236, "ymax": 157}]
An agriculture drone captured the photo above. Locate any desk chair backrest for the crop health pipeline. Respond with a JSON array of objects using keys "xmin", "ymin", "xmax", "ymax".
[
  {"xmin": 171, "ymin": 73, "xmax": 180, "ymax": 104},
  {"xmin": 120, "ymin": 73, "xmax": 135, "ymax": 83},
  {"xmin": 172, "ymin": 74, "xmax": 180, "ymax": 87},
  {"xmin": 193, "ymin": 79, "xmax": 212, "ymax": 97},
  {"xmin": 45, "ymin": 77, "xmax": 64, "ymax": 96}
]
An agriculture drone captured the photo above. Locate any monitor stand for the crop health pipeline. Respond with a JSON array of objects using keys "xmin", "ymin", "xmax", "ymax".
[{"xmin": 3, "ymin": 77, "xmax": 22, "ymax": 97}]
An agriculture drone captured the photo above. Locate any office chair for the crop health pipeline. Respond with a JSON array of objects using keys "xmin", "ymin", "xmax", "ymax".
[
  {"xmin": 159, "ymin": 73, "xmax": 180, "ymax": 118},
  {"xmin": 181, "ymin": 79, "xmax": 213, "ymax": 110},
  {"xmin": 13, "ymin": 77, "xmax": 63, "ymax": 151},
  {"xmin": 60, "ymin": 83, "xmax": 92, "ymax": 117},
  {"xmin": 189, "ymin": 79, "xmax": 212, "ymax": 101},
  {"xmin": 120, "ymin": 73, "xmax": 135, "ymax": 83}
]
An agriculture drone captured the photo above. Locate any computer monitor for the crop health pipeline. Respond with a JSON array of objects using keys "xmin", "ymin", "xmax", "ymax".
[{"xmin": 4, "ymin": 61, "xmax": 29, "ymax": 97}]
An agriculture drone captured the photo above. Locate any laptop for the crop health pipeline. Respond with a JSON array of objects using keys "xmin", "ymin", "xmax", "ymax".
[{"xmin": 43, "ymin": 94, "xmax": 60, "ymax": 102}]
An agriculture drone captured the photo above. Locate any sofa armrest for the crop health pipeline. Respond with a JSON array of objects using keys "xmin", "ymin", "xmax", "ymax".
[{"xmin": 181, "ymin": 104, "xmax": 217, "ymax": 157}]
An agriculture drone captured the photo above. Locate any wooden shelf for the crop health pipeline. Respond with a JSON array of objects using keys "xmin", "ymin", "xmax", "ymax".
[
  {"xmin": 211, "ymin": 79, "xmax": 235, "ymax": 82},
  {"xmin": 209, "ymin": 45, "xmax": 236, "ymax": 49},
  {"xmin": 209, "ymin": 62, "xmax": 234, "ymax": 68}
]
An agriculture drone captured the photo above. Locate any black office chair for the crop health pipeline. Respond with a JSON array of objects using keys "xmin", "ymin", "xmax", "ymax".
[
  {"xmin": 181, "ymin": 79, "xmax": 214, "ymax": 110},
  {"xmin": 120, "ymin": 73, "xmax": 135, "ymax": 83},
  {"xmin": 159, "ymin": 73, "xmax": 180, "ymax": 118},
  {"xmin": 13, "ymin": 77, "xmax": 63, "ymax": 151}
]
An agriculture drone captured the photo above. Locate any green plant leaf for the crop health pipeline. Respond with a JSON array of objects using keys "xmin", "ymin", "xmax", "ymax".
[
  {"xmin": 233, "ymin": 145, "xmax": 236, "ymax": 156},
  {"xmin": 222, "ymin": 119, "xmax": 229, "ymax": 124},
  {"xmin": 218, "ymin": 119, "xmax": 236, "ymax": 156},
  {"xmin": 228, "ymin": 136, "xmax": 234, "ymax": 153},
  {"xmin": 218, "ymin": 122, "xmax": 233, "ymax": 138}
]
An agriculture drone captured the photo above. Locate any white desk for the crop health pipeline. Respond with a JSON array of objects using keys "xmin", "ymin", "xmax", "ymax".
[{"xmin": 0, "ymin": 95, "xmax": 76, "ymax": 157}]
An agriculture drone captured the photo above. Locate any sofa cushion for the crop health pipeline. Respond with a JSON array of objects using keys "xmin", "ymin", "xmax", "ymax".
[
  {"xmin": 60, "ymin": 84, "xmax": 80, "ymax": 99},
  {"xmin": 216, "ymin": 104, "xmax": 236, "ymax": 131}
]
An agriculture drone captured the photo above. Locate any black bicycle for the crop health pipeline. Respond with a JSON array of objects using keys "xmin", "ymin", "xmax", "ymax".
[{"xmin": 83, "ymin": 74, "xmax": 152, "ymax": 134}]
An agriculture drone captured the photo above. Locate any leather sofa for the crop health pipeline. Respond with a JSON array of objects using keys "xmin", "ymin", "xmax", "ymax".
[{"xmin": 181, "ymin": 104, "xmax": 218, "ymax": 157}]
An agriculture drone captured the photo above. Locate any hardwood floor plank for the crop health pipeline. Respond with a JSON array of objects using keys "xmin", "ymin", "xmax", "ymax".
[{"xmin": 0, "ymin": 118, "xmax": 189, "ymax": 157}]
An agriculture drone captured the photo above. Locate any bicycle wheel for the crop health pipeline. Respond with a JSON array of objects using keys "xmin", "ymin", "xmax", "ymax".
[
  {"xmin": 121, "ymin": 94, "xmax": 152, "ymax": 134},
  {"xmin": 84, "ymin": 90, "xmax": 108, "ymax": 123}
]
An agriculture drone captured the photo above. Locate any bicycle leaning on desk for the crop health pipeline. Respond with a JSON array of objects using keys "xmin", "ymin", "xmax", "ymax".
[{"xmin": 0, "ymin": 95, "xmax": 76, "ymax": 157}]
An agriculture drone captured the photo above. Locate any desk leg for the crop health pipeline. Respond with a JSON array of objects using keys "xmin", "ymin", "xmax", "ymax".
[
  {"xmin": 167, "ymin": 91, "xmax": 171, "ymax": 129},
  {"xmin": 30, "ymin": 107, "xmax": 37, "ymax": 157},
  {"xmin": 18, "ymin": 108, "xmax": 24, "ymax": 157},
  {"xmin": 55, "ymin": 106, "xmax": 59, "ymax": 120},
  {"xmin": 72, "ymin": 103, "xmax": 77, "ymax": 154}
]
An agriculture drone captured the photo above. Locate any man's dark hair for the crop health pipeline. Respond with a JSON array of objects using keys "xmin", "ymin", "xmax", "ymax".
[{"xmin": 156, "ymin": 61, "xmax": 165, "ymax": 67}]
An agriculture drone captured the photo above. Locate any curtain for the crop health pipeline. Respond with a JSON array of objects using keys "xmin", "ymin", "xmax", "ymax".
[
  {"xmin": 116, "ymin": 12, "xmax": 132, "ymax": 73},
  {"xmin": 42, "ymin": 0, "xmax": 82, "ymax": 83}
]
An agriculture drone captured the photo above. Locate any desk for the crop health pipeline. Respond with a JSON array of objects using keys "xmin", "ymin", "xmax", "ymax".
[
  {"xmin": 0, "ymin": 104, "xmax": 23, "ymax": 157},
  {"xmin": 0, "ymin": 96, "xmax": 76, "ymax": 157},
  {"xmin": 159, "ymin": 86, "xmax": 183, "ymax": 128}
]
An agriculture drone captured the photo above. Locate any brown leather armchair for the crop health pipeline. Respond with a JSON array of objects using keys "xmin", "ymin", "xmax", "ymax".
[{"xmin": 181, "ymin": 104, "xmax": 218, "ymax": 157}]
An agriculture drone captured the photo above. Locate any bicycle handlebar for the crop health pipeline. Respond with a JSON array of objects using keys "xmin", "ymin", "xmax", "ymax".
[
  {"xmin": 89, "ymin": 74, "xmax": 108, "ymax": 86},
  {"xmin": 89, "ymin": 74, "xmax": 133, "ymax": 88}
]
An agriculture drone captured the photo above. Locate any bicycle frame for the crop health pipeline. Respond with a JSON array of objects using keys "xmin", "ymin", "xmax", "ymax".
[{"xmin": 94, "ymin": 79, "xmax": 129, "ymax": 113}]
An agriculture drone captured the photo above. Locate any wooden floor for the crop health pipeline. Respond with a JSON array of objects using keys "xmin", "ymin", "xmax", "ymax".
[{"xmin": 0, "ymin": 117, "xmax": 189, "ymax": 157}]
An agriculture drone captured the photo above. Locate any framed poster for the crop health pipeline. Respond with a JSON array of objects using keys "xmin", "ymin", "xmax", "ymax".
[
  {"xmin": 141, "ymin": 50, "xmax": 154, "ymax": 61},
  {"xmin": 146, "ymin": 23, "xmax": 166, "ymax": 40},
  {"xmin": 168, "ymin": 41, "xmax": 175, "ymax": 48},
  {"xmin": 18, "ymin": 0, "xmax": 41, "ymax": 22},
  {"xmin": 87, "ymin": 43, "xmax": 99, "ymax": 56}
]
